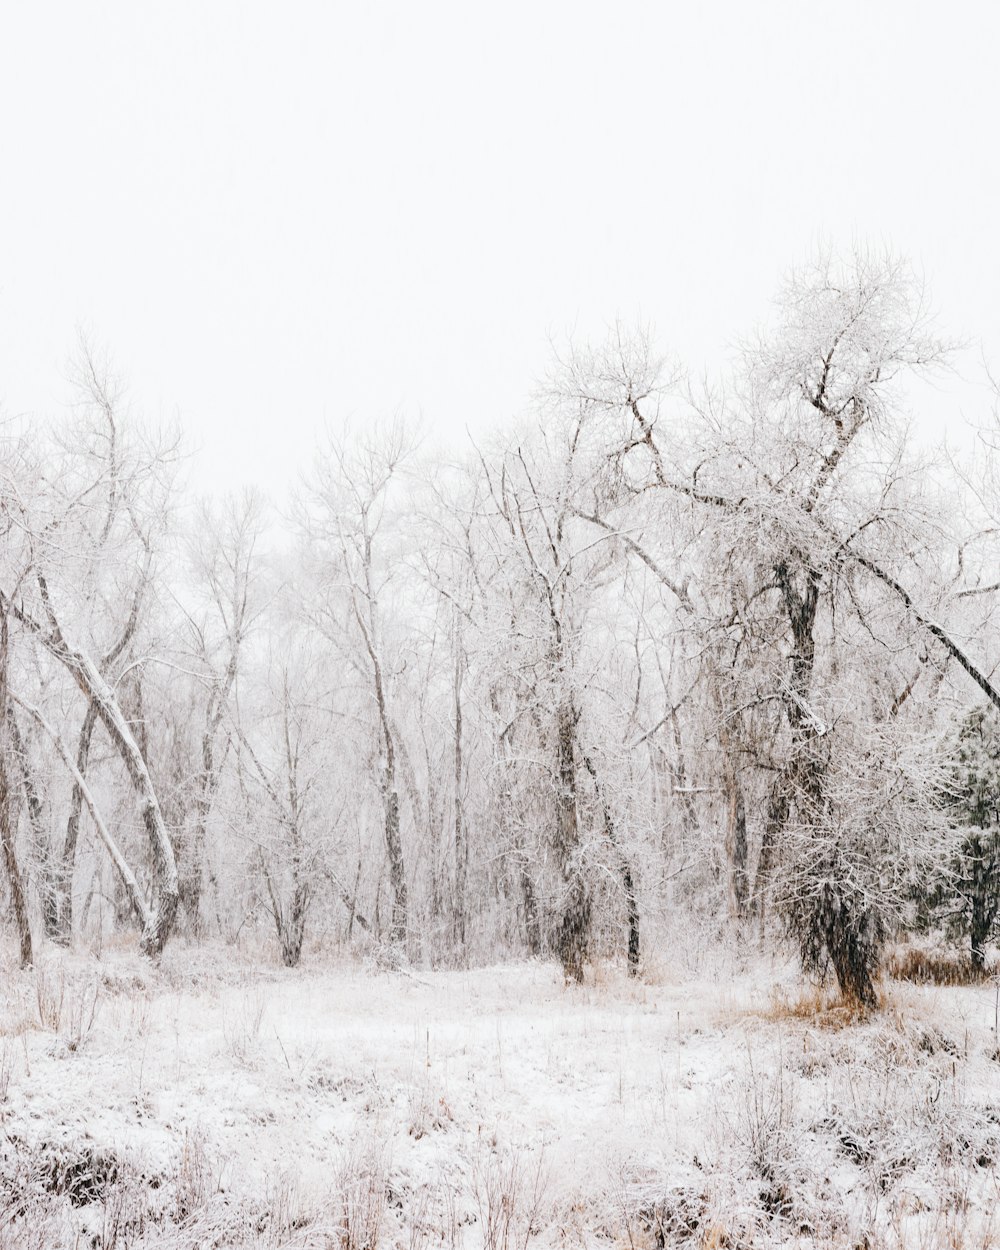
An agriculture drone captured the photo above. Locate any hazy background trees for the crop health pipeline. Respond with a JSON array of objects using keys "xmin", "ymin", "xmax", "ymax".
[{"xmin": 1, "ymin": 248, "xmax": 997, "ymax": 1005}]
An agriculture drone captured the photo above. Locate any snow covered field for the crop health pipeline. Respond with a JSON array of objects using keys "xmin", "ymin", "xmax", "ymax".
[{"xmin": 2, "ymin": 940, "xmax": 1000, "ymax": 1249}]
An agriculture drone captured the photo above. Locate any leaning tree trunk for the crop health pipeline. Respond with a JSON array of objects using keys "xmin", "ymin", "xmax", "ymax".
[
  {"xmin": 373, "ymin": 667, "xmax": 408, "ymax": 953},
  {"xmin": 52, "ymin": 700, "xmax": 99, "ymax": 945},
  {"xmin": 3, "ymin": 590, "xmax": 180, "ymax": 959},
  {"xmin": 13, "ymin": 693, "xmax": 157, "ymax": 942},
  {"xmin": 63, "ymin": 650, "xmax": 179, "ymax": 957}
]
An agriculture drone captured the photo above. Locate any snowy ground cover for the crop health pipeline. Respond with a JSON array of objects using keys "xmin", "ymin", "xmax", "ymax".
[{"xmin": 2, "ymin": 938, "xmax": 1000, "ymax": 1248}]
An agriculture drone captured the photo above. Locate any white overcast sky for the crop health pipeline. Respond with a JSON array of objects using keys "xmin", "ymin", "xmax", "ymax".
[{"xmin": 1, "ymin": 1, "xmax": 998, "ymax": 495}]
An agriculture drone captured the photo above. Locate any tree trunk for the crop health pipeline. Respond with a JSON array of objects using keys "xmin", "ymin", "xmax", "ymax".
[
  {"xmin": 54, "ymin": 700, "xmax": 99, "ymax": 944},
  {"xmin": 3, "ymin": 592, "xmax": 179, "ymax": 958},
  {"xmin": 6, "ymin": 706, "xmax": 59, "ymax": 941},
  {"xmin": 180, "ymin": 717, "xmax": 220, "ymax": 934},
  {"xmin": 725, "ymin": 786, "xmax": 749, "ymax": 919},
  {"xmin": 453, "ymin": 638, "xmax": 467, "ymax": 951},
  {"xmin": 520, "ymin": 865, "xmax": 542, "ymax": 956},
  {"xmin": 0, "ymin": 617, "xmax": 32, "ymax": 967},
  {"xmin": 583, "ymin": 752, "xmax": 640, "ymax": 976},
  {"xmin": 772, "ymin": 558, "xmax": 879, "ymax": 1008},
  {"xmin": 383, "ymin": 784, "xmax": 408, "ymax": 951},
  {"xmin": 277, "ymin": 881, "xmax": 310, "ymax": 968},
  {"xmin": 260, "ymin": 849, "xmax": 311, "ymax": 968},
  {"xmin": 278, "ymin": 886, "xmax": 309, "ymax": 968},
  {"xmin": 65, "ymin": 652, "xmax": 179, "ymax": 957},
  {"xmin": 351, "ymin": 567, "xmax": 408, "ymax": 956},
  {"xmin": 717, "ymin": 713, "xmax": 749, "ymax": 920},
  {"xmin": 12, "ymin": 693, "xmax": 155, "ymax": 939},
  {"xmin": 0, "ymin": 755, "xmax": 32, "ymax": 968},
  {"xmin": 970, "ymin": 847, "xmax": 990, "ymax": 973},
  {"xmin": 555, "ymin": 701, "xmax": 589, "ymax": 982}
]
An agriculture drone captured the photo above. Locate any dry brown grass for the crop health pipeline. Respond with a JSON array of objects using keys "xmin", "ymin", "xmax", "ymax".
[
  {"xmin": 884, "ymin": 944, "xmax": 994, "ymax": 987},
  {"xmin": 750, "ymin": 982, "xmax": 885, "ymax": 1029}
]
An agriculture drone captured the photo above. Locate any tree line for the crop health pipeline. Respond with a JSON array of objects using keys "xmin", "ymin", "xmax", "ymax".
[{"xmin": 2, "ymin": 248, "xmax": 999, "ymax": 1006}]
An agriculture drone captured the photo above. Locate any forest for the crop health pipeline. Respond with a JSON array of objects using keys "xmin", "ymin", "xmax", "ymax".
[{"xmin": 3, "ymin": 248, "xmax": 1000, "ymax": 1249}]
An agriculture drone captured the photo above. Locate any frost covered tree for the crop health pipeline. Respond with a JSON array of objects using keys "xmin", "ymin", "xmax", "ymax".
[
  {"xmin": 299, "ymin": 424, "xmax": 413, "ymax": 959},
  {"xmin": 232, "ymin": 632, "xmax": 339, "ymax": 966},
  {"xmin": 457, "ymin": 399, "xmax": 657, "ymax": 981},
  {"xmin": 165, "ymin": 490, "xmax": 266, "ymax": 933},
  {"xmin": 4, "ymin": 252, "xmax": 1000, "ymax": 999},
  {"xmin": 555, "ymin": 251, "xmax": 982, "ymax": 1004},
  {"xmin": 0, "ymin": 344, "xmax": 182, "ymax": 956}
]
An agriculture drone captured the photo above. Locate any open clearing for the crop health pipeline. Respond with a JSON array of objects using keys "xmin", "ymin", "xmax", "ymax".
[{"xmin": 2, "ymin": 941, "xmax": 1000, "ymax": 1248}]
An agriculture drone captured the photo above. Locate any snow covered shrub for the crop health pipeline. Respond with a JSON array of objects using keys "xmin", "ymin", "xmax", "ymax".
[
  {"xmin": 174, "ymin": 1128, "xmax": 223, "ymax": 1221},
  {"xmin": 32, "ymin": 965, "xmax": 64, "ymax": 1032},
  {"xmin": 333, "ymin": 1137, "xmax": 388, "ymax": 1250},
  {"xmin": 471, "ymin": 1141, "xmax": 548, "ymax": 1250},
  {"xmin": 223, "ymin": 984, "xmax": 266, "ymax": 1067},
  {"xmin": 32, "ymin": 963, "xmax": 102, "ymax": 1049}
]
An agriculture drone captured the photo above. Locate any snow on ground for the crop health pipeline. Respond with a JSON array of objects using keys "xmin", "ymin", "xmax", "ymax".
[{"xmin": 2, "ymin": 937, "xmax": 1000, "ymax": 1248}]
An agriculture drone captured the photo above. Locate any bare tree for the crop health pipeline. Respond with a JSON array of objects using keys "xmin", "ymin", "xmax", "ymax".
[
  {"xmin": 302, "ymin": 424, "xmax": 412, "ymax": 957},
  {"xmin": 171, "ymin": 490, "xmax": 266, "ymax": 932},
  {"xmin": 552, "ymin": 252, "xmax": 976, "ymax": 1004},
  {"xmin": 0, "ymin": 345, "xmax": 182, "ymax": 956}
]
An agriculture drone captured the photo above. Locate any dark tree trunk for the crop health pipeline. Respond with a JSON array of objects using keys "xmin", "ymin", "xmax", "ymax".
[
  {"xmin": 727, "ymin": 789, "xmax": 749, "ymax": 918},
  {"xmin": 278, "ymin": 880, "xmax": 310, "ymax": 967},
  {"xmin": 0, "ymin": 755, "xmax": 32, "ymax": 968},
  {"xmin": 554, "ymin": 701, "xmax": 589, "ymax": 983},
  {"xmin": 771, "ymin": 558, "xmax": 879, "ymax": 1008},
  {"xmin": 261, "ymin": 850, "xmax": 311, "ymax": 969},
  {"xmin": 6, "ymin": 706, "xmax": 59, "ymax": 940},
  {"xmin": 817, "ymin": 883, "xmax": 881, "ymax": 1010},
  {"xmin": 971, "ymin": 906, "xmax": 988, "ymax": 973},
  {"xmin": 383, "ymin": 784, "xmax": 408, "ymax": 951},
  {"xmin": 520, "ymin": 865, "xmax": 542, "ymax": 957},
  {"xmin": 583, "ymin": 752, "xmax": 640, "ymax": 976}
]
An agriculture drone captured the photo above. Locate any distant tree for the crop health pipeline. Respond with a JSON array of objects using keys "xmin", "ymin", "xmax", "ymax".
[
  {"xmin": 170, "ymin": 490, "xmax": 266, "ymax": 933},
  {"xmin": 233, "ymin": 633, "xmax": 341, "ymax": 967},
  {"xmin": 301, "ymin": 424, "xmax": 412, "ymax": 959}
]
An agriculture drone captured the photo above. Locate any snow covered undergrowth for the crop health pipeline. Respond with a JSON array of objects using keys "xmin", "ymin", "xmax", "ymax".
[{"xmin": 2, "ymin": 941, "xmax": 1000, "ymax": 1248}]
